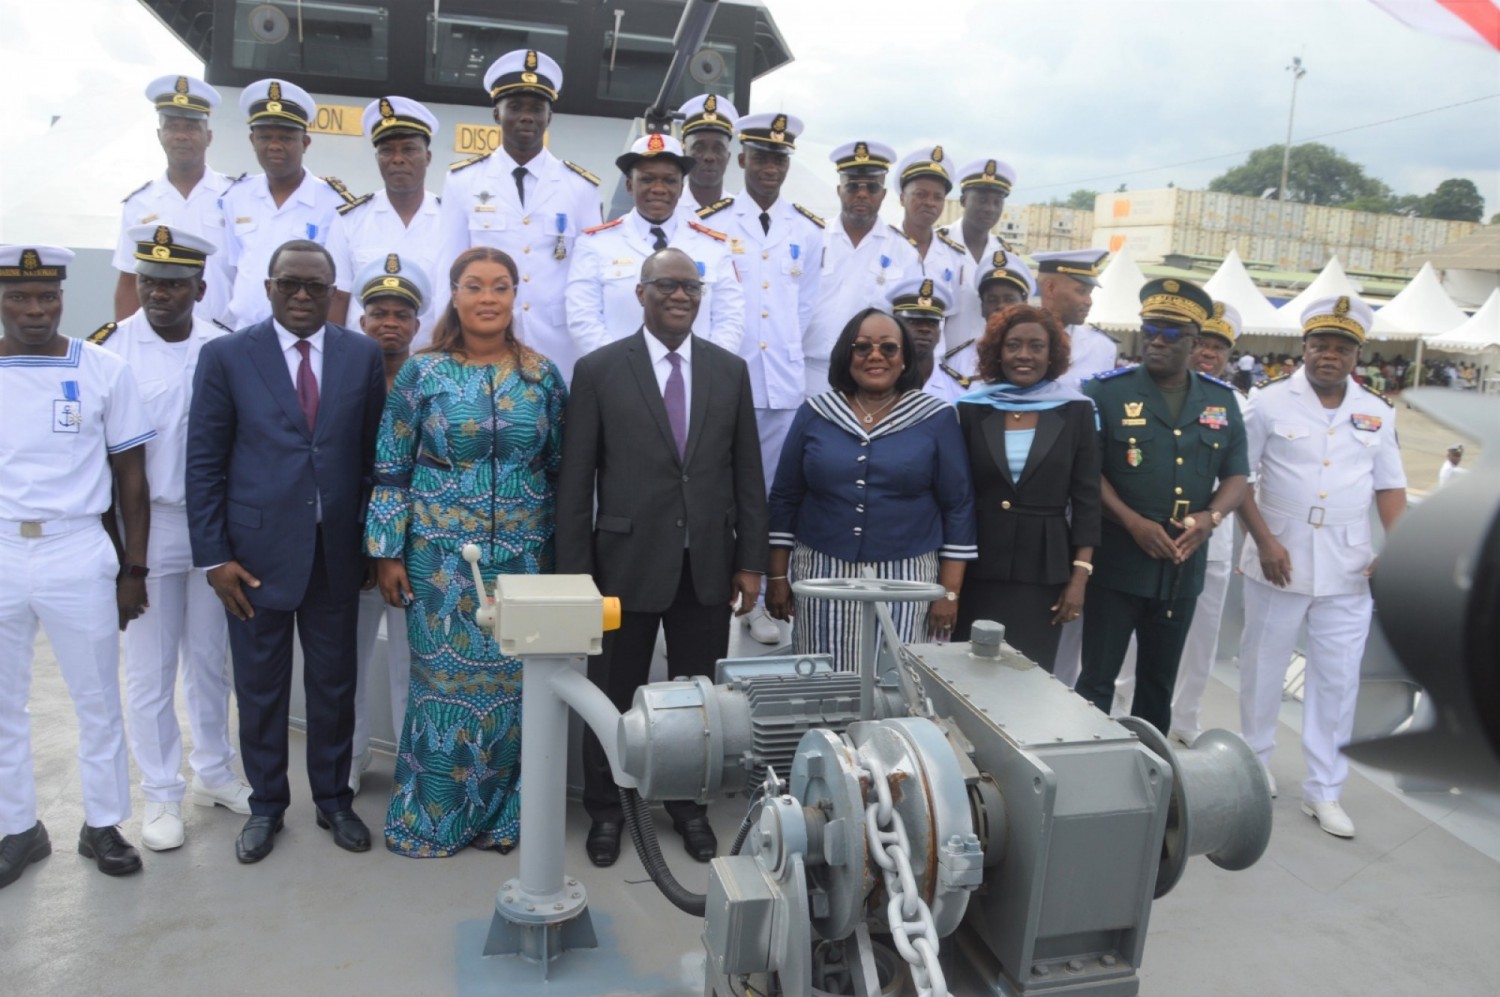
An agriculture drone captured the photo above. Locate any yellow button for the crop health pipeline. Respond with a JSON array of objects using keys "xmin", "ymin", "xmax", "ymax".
[
  {"xmin": 761, "ymin": 281, "xmax": 770, "ymax": 289},
  {"xmin": 1173, "ymin": 429, "xmax": 1182, "ymax": 437},
  {"xmin": 523, "ymin": 217, "xmax": 531, "ymax": 225},
  {"xmin": 1175, "ymin": 487, "xmax": 1183, "ymax": 495},
  {"xmin": 522, "ymin": 303, "xmax": 530, "ymax": 311},
  {"xmin": 1001, "ymin": 500, "xmax": 1012, "ymax": 510},
  {"xmin": 1328, "ymin": 428, "xmax": 1336, "ymax": 436},
  {"xmin": 1319, "ymin": 491, "xmax": 1327, "ymax": 498},
  {"xmin": 1176, "ymin": 457, "xmax": 1183, "ymax": 465},
  {"xmin": 523, "ymin": 275, "xmax": 531, "ymax": 283},
  {"xmin": 761, "ymin": 310, "xmax": 769, "ymax": 318},
  {"xmin": 523, "ymin": 247, "xmax": 530, "ymax": 254},
  {"xmin": 760, "ymin": 342, "xmax": 767, "ymax": 350},
  {"xmin": 762, "ymin": 251, "xmax": 770, "ymax": 260},
  {"xmin": 1323, "ymin": 459, "xmax": 1331, "ymax": 466},
  {"xmin": 1128, "ymin": 437, "xmax": 1137, "ymax": 444}
]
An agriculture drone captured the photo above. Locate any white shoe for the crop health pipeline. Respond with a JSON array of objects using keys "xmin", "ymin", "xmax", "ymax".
[
  {"xmin": 141, "ymin": 801, "xmax": 185, "ymax": 851},
  {"xmin": 1302, "ymin": 800, "xmax": 1355, "ymax": 838},
  {"xmin": 348, "ymin": 749, "xmax": 372, "ymax": 796},
  {"xmin": 1264, "ymin": 768, "xmax": 1278, "ymax": 798},
  {"xmin": 744, "ymin": 606, "xmax": 781, "ymax": 645},
  {"xmin": 188, "ymin": 775, "xmax": 253, "ymax": 815}
]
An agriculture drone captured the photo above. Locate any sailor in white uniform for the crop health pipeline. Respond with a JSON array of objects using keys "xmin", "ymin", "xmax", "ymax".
[
  {"xmin": 566, "ymin": 133, "xmax": 744, "ymax": 356},
  {"xmin": 806, "ymin": 141, "xmax": 921, "ymax": 395},
  {"xmin": 94, "ymin": 226, "xmax": 252, "ymax": 851},
  {"xmin": 884, "ymin": 276, "xmax": 959, "ymax": 404},
  {"xmin": 930, "ymin": 249, "xmax": 1039, "ymax": 400},
  {"xmin": 1237, "ymin": 295, "xmax": 1407, "ymax": 839},
  {"xmin": 114, "ymin": 75, "xmax": 235, "ymax": 327},
  {"xmin": 0, "ymin": 246, "xmax": 156, "ymax": 885},
  {"xmin": 676, "ymin": 93, "xmax": 740, "ymax": 220},
  {"xmin": 938, "ymin": 158, "xmax": 1016, "ymax": 352},
  {"xmin": 347, "ymin": 255, "xmax": 425, "ymax": 793},
  {"xmin": 894, "ymin": 146, "xmax": 967, "ymax": 317},
  {"xmin": 326, "ymin": 96, "xmax": 445, "ymax": 350},
  {"xmin": 437, "ymin": 50, "xmax": 603, "ymax": 383},
  {"xmin": 219, "ymin": 79, "xmax": 361, "ymax": 329}
]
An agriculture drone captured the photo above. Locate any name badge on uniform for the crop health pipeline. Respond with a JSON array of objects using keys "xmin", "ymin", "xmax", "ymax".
[
  {"xmin": 789, "ymin": 243, "xmax": 802, "ymax": 277},
  {"xmin": 1122, "ymin": 400, "xmax": 1147, "ymax": 426},
  {"xmin": 729, "ymin": 238, "xmax": 746, "ymax": 255},
  {"xmin": 1199, "ymin": 406, "xmax": 1228, "ymax": 429},
  {"xmin": 54, "ymin": 380, "xmax": 81, "ymax": 434},
  {"xmin": 1351, "ymin": 413, "xmax": 1381, "ymax": 432}
]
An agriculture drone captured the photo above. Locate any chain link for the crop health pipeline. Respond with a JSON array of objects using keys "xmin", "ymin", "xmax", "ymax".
[{"xmin": 862, "ymin": 755, "xmax": 947, "ymax": 997}]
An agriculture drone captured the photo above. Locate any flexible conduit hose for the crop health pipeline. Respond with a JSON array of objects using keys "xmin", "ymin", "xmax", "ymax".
[
  {"xmin": 621, "ymin": 788, "xmax": 707, "ymax": 917},
  {"xmin": 730, "ymin": 790, "xmax": 766, "ymax": 857}
]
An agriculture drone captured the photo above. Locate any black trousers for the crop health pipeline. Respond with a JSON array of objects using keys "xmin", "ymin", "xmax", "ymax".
[
  {"xmin": 1076, "ymin": 585, "xmax": 1197, "ymax": 734},
  {"xmin": 226, "ymin": 531, "xmax": 360, "ymax": 817},
  {"xmin": 954, "ymin": 579, "xmax": 1066, "ymax": 671},
  {"xmin": 583, "ymin": 552, "xmax": 730, "ymax": 823}
]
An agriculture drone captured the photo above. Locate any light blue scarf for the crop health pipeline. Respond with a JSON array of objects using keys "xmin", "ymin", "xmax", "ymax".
[{"xmin": 959, "ymin": 378, "xmax": 1096, "ymax": 415}]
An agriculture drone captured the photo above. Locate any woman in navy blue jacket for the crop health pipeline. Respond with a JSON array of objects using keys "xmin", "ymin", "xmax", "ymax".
[{"xmin": 765, "ymin": 308, "xmax": 975, "ymax": 672}]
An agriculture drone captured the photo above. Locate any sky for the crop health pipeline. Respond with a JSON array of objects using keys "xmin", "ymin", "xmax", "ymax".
[{"xmin": 1, "ymin": 0, "xmax": 1497, "ymax": 245}]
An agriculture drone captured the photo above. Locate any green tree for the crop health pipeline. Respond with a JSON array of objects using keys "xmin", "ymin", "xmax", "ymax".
[
  {"xmin": 1047, "ymin": 189, "xmax": 1100, "ymax": 210},
  {"xmin": 1208, "ymin": 143, "xmax": 1390, "ymax": 207},
  {"xmin": 1422, "ymin": 178, "xmax": 1484, "ymax": 222}
]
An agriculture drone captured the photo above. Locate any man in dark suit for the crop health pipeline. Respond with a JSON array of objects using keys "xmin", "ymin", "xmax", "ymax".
[
  {"xmin": 186, "ymin": 239, "xmax": 386, "ymax": 863},
  {"xmin": 557, "ymin": 247, "xmax": 768, "ymax": 868}
]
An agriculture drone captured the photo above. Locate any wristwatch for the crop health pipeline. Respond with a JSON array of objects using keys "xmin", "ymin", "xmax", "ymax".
[
  {"xmin": 1208, "ymin": 509, "xmax": 1224, "ymax": 528},
  {"xmin": 943, "ymin": 590, "xmax": 958, "ymax": 602},
  {"xmin": 121, "ymin": 563, "xmax": 150, "ymax": 579}
]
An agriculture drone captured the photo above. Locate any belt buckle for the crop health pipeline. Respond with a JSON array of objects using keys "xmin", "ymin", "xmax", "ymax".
[
  {"xmin": 1307, "ymin": 506, "xmax": 1326, "ymax": 529},
  {"xmin": 1170, "ymin": 499, "xmax": 1191, "ymax": 526},
  {"xmin": 20, "ymin": 521, "xmax": 44, "ymax": 538}
]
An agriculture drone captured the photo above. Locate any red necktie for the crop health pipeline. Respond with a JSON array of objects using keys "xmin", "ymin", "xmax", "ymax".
[{"xmin": 295, "ymin": 339, "xmax": 319, "ymax": 432}]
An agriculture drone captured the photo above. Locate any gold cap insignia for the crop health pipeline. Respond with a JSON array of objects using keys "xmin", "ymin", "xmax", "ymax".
[
  {"xmin": 21, "ymin": 249, "xmax": 41, "ymax": 271},
  {"xmin": 854, "ymin": 142, "xmax": 869, "ymax": 162},
  {"xmin": 381, "ymin": 277, "xmax": 401, "ymax": 289},
  {"xmin": 521, "ymin": 72, "xmax": 538, "ymax": 84},
  {"xmin": 647, "ymin": 134, "xmax": 666, "ymax": 152},
  {"xmin": 268, "ymin": 82, "xmax": 282, "ymax": 101},
  {"xmin": 705, "ymin": 95, "xmax": 717, "ymax": 112},
  {"xmin": 151, "ymin": 245, "xmax": 171, "ymax": 259},
  {"xmin": 525, "ymin": 50, "xmax": 538, "ymax": 71},
  {"xmin": 385, "ymin": 254, "xmax": 401, "ymax": 274},
  {"xmin": 984, "ymin": 160, "xmax": 997, "ymax": 177},
  {"xmin": 931, "ymin": 145, "xmax": 944, "ymax": 162},
  {"xmin": 1163, "ymin": 279, "xmax": 1180, "ymax": 293},
  {"xmin": 379, "ymin": 98, "xmax": 395, "ymax": 120},
  {"xmin": 172, "ymin": 94, "xmax": 189, "ymax": 106},
  {"xmin": 154, "ymin": 225, "xmax": 172, "ymax": 245},
  {"xmin": 1335, "ymin": 296, "xmax": 1350, "ymax": 316},
  {"xmin": 991, "ymin": 251, "xmax": 1008, "ymax": 267},
  {"xmin": 770, "ymin": 114, "xmax": 788, "ymax": 141},
  {"xmin": 174, "ymin": 76, "xmax": 189, "ymax": 94}
]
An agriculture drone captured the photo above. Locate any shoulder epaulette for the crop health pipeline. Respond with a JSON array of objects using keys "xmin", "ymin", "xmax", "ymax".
[
  {"xmin": 87, "ymin": 322, "xmax": 118, "ymax": 346},
  {"xmin": 793, "ymin": 203, "xmax": 826, "ymax": 228},
  {"xmin": 998, "ymin": 235, "xmax": 1013, "ymax": 251},
  {"xmin": 321, "ymin": 176, "xmax": 361, "ymax": 206},
  {"xmin": 696, "ymin": 197, "xmax": 734, "ymax": 219},
  {"xmin": 688, "ymin": 221, "xmax": 728, "ymax": 242},
  {"xmin": 337, "ymin": 192, "xmax": 375, "ymax": 216},
  {"xmin": 1092, "ymin": 366, "xmax": 1133, "ymax": 381},
  {"xmin": 937, "ymin": 362, "xmax": 972, "ymax": 388},
  {"xmin": 889, "ymin": 224, "xmax": 918, "ymax": 248},
  {"xmin": 211, "ymin": 318, "xmax": 234, "ymax": 333},
  {"xmin": 563, "ymin": 160, "xmax": 601, "ymax": 186},
  {"xmin": 943, "ymin": 339, "xmax": 975, "ymax": 361},
  {"xmin": 1255, "ymin": 372, "xmax": 1292, "ymax": 390},
  {"xmin": 121, "ymin": 179, "xmax": 152, "ymax": 203},
  {"xmin": 218, "ymin": 173, "xmax": 247, "ymax": 199},
  {"xmin": 936, "ymin": 230, "xmax": 965, "ymax": 254},
  {"xmin": 1359, "ymin": 381, "xmax": 1394, "ymax": 408},
  {"xmin": 1196, "ymin": 371, "xmax": 1236, "ymax": 392},
  {"xmin": 582, "ymin": 218, "xmax": 624, "ymax": 236},
  {"xmin": 449, "ymin": 153, "xmax": 489, "ymax": 173}
]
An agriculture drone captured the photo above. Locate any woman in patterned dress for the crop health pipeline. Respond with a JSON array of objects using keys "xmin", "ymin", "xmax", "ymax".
[{"xmin": 365, "ymin": 247, "xmax": 566, "ymax": 857}]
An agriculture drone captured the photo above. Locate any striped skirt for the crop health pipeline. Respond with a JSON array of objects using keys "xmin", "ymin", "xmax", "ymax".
[{"xmin": 790, "ymin": 542, "xmax": 940, "ymax": 674}]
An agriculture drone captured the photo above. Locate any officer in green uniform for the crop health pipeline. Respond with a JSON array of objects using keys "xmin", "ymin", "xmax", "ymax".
[{"xmin": 1076, "ymin": 277, "xmax": 1249, "ymax": 733}]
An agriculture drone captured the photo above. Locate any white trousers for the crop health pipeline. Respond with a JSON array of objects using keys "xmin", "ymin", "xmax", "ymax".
[
  {"xmin": 1238, "ymin": 580, "xmax": 1370, "ymax": 802},
  {"xmin": 0, "ymin": 526, "xmax": 131, "ymax": 833},
  {"xmin": 756, "ymin": 407, "xmax": 798, "ymax": 500},
  {"xmin": 123, "ymin": 507, "xmax": 236, "ymax": 800},
  {"xmin": 1112, "ymin": 558, "xmax": 1232, "ymax": 733},
  {"xmin": 352, "ymin": 586, "xmax": 410, "ymax": 756}
]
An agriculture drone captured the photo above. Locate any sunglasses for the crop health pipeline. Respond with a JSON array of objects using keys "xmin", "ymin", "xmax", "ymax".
[
  {"xmin": 852, "ymin": 341, "xmax": 902, "ymax": 358},
  {"xmin": 1141, "ymin": 321, "xmax": 1195, "ymax": 344},
  {"xmin": 271, "ymin": 278, "xmax": 334, "ymax": 299}
]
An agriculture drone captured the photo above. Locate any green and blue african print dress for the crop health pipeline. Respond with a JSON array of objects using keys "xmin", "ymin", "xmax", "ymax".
[{"xmin": 364, "ymin": 348, "xmax": 566, "ymax": 857}]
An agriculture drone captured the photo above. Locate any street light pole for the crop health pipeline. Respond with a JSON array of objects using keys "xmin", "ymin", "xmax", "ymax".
[{"xmin": 1273, "ymin": 56, "xmax": 1308, "ymax": 271}]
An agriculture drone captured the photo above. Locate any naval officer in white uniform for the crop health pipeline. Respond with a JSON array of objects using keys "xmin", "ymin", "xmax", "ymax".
[
  {"xmin": 114, "ymin": 75, "xmax": 235, "ymax": 327},
  {"xmin": 0, "ymin": 246, "xmax": 156, "ymax": 886},
  {"xmin": 327, "ymin": 96, "xmax": 445, "ymax": 349},
  {"xmin": 929, "ymin": 249, "xmax": 1038, "ymax": 401},
  {"xmin": 884, "ymin": 276, "xmax": 959, "ymax": 404},
  {"xmin": 806, "ymin": 141, "xmax": 921, "ymax": 395},
  {"xmin": 676, "ymin": 93, "xmax": 740, "ymax": 220},
  {"xmin": 894, "ymin": 146, "xmax": 967, "ymax": 320},
  {"xmin": 94, "ymin": 226, "xmax": 253, "ymax": 851},
  {"xmin": 1237, "ymin": 295, "xmax": 1406, "ymax": 839},
  {"xmin": 219, "ymin": 79, "xmax": 362, "ymax": 329},
  {"xmin": 437, "ymin": 49, "xmax": 603, "ymax": 384},
  {"xmin": 566, "ymin": 133, "xmax": 744, "ymax": 356},
  {"xmin": 938, "ymin": 158, "xmax": 1016, "ymax": 353}
]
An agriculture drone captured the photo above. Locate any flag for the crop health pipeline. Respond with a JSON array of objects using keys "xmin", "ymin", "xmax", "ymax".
[{"xmin": 1371, "ymin": 1, "xmax": 1500, "ymax": 50}]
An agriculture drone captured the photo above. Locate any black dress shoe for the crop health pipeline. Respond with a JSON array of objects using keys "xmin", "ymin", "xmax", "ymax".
[
  {"xmin": 235, "ymin": 814, "xmax": 284, "ymax": 864},
  {"xmin": 0, "ymin": 821, "xmax": 52, "ymax": 889},
  {"xmin": 672, "ymin": 815, "xmax": 717, "ymax": 863},
  {"xmin": 587, "ymin": 820, "xmax": 622, "ymax": 867},
  {"xmin": 315, "ymin": 808, "xmax": 371, "ymax": 852},
  {"xmin": 77, "ymin": 824, "xmax": 143, "ymax": 876}
]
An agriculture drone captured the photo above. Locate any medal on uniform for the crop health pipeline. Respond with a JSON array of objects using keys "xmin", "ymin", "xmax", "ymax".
[
  {"xmin": 878, "ymin": 255, "xmax": 890, "ymax": 285},
  {"xmin": 1351, "ymin": 413, "xmax": 1381, "ymax": 432},
  {"xmin": 1126, "ymin": 437, "xmax": 1142, "ymax": 467},
  {"xmin": 554, "ymin": 213, "xmax": 568, "ymax": 261},
  {"xmin": 1199, "ymin": 405, "xmax": 1227, "ymax": 429},
  {"xmin": 53, "ymin": 380, "xmax": 81, "ymax": 434},
  {"xmin": 943, "ymin": 268, "xmax": 953, "ymax": 282},
  {"xmin": 306, "ymin": 223, "xmax": 318, "ymax": 240},
  {"xmin": 789, "ymin": 243, "xmax": 802, "ymax": 277}
]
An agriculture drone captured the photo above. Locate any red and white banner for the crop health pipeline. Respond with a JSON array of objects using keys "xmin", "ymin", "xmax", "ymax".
[{"xmin": 1372, "ymin": 0, "xmax": 1500, "ymax": 50}]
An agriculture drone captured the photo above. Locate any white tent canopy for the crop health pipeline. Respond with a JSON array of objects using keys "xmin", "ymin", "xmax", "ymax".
[
  {"xmin": 1204, "ymin": 248, "xmax": 1299, "ymax": 335},
  {"xmin": 1427, "ymin": 289, "xmax": 1500, "ymax": 354},
  {"xmin": 1275, "ymin": 256, "xmax": 1366, "ymax": 327},
  {"xmin": 1088, "ymin": 245, "xmax": 1148, "ymax": 332},
  {"xmin": 1369, "ymin": 262, "xmax": 1467, "ymax": 341}
]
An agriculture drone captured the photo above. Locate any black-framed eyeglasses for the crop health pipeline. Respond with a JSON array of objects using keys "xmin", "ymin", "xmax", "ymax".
[
  {"xmin": 1142, "ymin": 320, "xmax": 1194, "ymax": 344},
  {"xmin": 841, "ymin": 180, "xmax": 884, "ymax": 195},
  {"xmin": 271, "ymin": 278, "xmax": 334, "ymax": 299},
  {"xmin": 852, "ymin": 341, "xmax": 901, "ymax": 358},
  {"xmin": 641, "ymin": 278, "xmax": 705, "ymax": 297}
]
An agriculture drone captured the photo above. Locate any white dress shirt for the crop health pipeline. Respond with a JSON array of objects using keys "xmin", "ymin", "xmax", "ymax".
[
  {"xmin": 325, "ymin": 189, "xmax": 445, "ymax": 348},
  {"xmin": 273, "ymin": 320, "xmax": 325, "ymax": 389},
  {"xmin": 643, "ymin": 329, "xmax": 693, "ymax": 417}
]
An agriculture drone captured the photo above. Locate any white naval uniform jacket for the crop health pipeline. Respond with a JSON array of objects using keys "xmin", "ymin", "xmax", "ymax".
[
  {"xmin": 914, "ymin": 227, "xmax": 968, "ymax": 330},
  {"xmin": 806, "ymin": 222, "xmax": 922, "ymax": 395},
  {"xmin": 1205, "ymin": 388, "xmax": 1250, "ymax": 563},
  {"xmin": 922, "ymin": 340, "xmax": 978, "ymax": 405},
  {"xmin": 701, "ymin": 194, "xmax": 825, "ymax": 411},
  {"xmin": 115, "ymin": 169, "xmax": 235, "ymax": 326},
  {"xmin": 1063, "ymin": 323, "xmax": 1120, "ymax": 389},
  {"xmin": 1239, "ymin": 369, "xmax": 1406, "ymax": 597},
  {"xmin": 565, "ymin": 209, "xmax": 745, "ymax": 358},
  {"xmin": 438, "ymin": 148, "xmax": 603, "ymax": 383},
  {"xmin": 937, "ymin": 225, "xmax": 1007, "ymax": 354},
  {"xmin": 326, "ymin": 189, "xmax": 445, "ymax": 349},
  {"xmin": 220, "ymin": 171, "xmax": 353, "ymax": 329}
]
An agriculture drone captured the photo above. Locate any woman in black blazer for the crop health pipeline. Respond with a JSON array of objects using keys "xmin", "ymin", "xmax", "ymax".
[{"xmin": 954, "ymin": 304, "xmax": 1102, "ymax": 670}]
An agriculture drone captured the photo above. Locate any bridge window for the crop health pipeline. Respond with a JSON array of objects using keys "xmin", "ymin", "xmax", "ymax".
[
  {"xmin": 426, "ymin": 13, "xmax": 569, "ymax": 91},
  {"xmin": 231, "ymin": 0, "xmax": 390, "ymax": 82}
]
